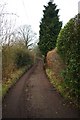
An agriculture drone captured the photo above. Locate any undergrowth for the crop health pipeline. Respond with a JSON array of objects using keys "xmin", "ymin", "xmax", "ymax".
[
  {"xmin": 2, "ymin": 43, "xmax": 35, "ymax": 98},
  {"xmin": 46, "ymin": 68, "xmax": 80, "ymax": 109},
  {"xmin": 2, "ymin": 66, "xmax": 31, "ymax": 99}
]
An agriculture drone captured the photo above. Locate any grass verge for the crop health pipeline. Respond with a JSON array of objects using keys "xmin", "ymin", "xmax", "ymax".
[
  {"xmin": 46, "ymin": 68, "xmax": 64, "ymax": 94},
  {"xmin": 46, "ymin": 68, "xmax": 80, "ymax": 109},
  {"xmin": 2, "ymin": 65, "xmax": 31, "ymax": 99}
]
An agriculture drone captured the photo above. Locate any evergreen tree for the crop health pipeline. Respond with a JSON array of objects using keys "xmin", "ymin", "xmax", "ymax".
[{"xmin": 38, "ymin": 0, "xmax": 62, "ymax": 56}]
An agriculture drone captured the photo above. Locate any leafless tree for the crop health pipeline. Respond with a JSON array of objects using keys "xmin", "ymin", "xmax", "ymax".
[
  {"xmin": 0, "ymin": 3, "xmax": 6, "ymax": 44},
  {"xmin": 15, "ymin": 25, "xmax": 37, "ymax": 49},
  {"xmin": 0, "ymin": 2, "xmax": 18, "ymax": 46},
  {"xmin": 0, "ymin": 2, "xmax": 36, "ymax": 47}
]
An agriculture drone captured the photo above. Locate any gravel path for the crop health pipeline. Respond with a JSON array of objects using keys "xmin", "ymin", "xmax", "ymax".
[{"xmin": 2, "ymin": 59, "xmax": 79, "ymax": 118}]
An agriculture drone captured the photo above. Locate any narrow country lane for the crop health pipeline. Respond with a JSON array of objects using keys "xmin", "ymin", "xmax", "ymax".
[{"xmin": 2, "ymin": 59, "xmax": 79, "ymax": 118}]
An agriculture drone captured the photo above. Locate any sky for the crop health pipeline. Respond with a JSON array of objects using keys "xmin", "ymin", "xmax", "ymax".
[{"xmin": 1, "ymin": 0, "xmax": 80, "ymax": 38}]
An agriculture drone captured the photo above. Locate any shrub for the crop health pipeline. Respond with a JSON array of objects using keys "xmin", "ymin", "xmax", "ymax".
[
  {"xmin": 2, "ymin": 43, "xmax": 34, "ymax": 82},
  {"xmin": 14, "ymin": 47, "xmax": 33, "ymax": 68},
  {"xmin": 2, "ymin": 45, "xmax": 16, "ymax": 81},
  {"xmin": 56, "ymin": 14, "xmax": 80, "ymax": 102},
  {"xmin": 56, "ymin": 18, "xmax": 75, "ymax": 64},
  {"xmin": 2, "ymin": 43, "xmax": 35, "ymax": 98}
]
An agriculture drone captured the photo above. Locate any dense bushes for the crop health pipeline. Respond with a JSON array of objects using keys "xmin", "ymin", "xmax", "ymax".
[
  {"xmin": 2, "ymin": 45, "xmax": 16, "ymax": 81},
  {"xmin": 14, "ymin": 47, "xmax": 33, "ymax": 68},
  {"xmin": 56, "ymin": 19, "xmax": 75, "ymax": 63},
  {"xmin": 56, "ymin": 14, "xmax": 80, "ymax": 103},
  {"xmin": 2, "ymin": 43, "xmax": 35, "ymax": 97},
  {"xmin": 2, "ymin": 43, "xmax": 34, "ymax": 83}
]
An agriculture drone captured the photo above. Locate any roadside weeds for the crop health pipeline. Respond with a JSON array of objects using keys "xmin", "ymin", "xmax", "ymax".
[
  {"xmin": 45, "ymin": 68, "xmax": 80, "ymax": 110},
  {"xmin": 2, "ymin": 65, "xmax": 32, "ymax": 99}
]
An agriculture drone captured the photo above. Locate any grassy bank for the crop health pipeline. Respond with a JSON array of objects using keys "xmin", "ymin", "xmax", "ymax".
[
  {"xmin": 2, "ymin": 65, "xmax": 32, "ymax": 99},
  {"xmin": 2, "ymin": 43, "xmax": 35, "ymax": 99},
  {"xmin": 46, "ymin": 68, "xmax": 79, "ymax": 109}
]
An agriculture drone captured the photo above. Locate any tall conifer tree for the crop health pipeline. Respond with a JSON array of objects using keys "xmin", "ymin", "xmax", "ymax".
[{"xmin": 38, "ymin": 0, "xmax": 62, "ymax": 56}]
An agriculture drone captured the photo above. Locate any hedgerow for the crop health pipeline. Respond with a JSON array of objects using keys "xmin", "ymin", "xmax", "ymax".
[
  {"xmin": 56, "ymin": 14, "xmax": 80, "ymax": 104},
  {"xmin": 2, "ymin": 44, "xmax": 34, "ymax": 82},
  {"xmin": 2, "ymin": 43, "xmax": 35, "ymax": 98}
]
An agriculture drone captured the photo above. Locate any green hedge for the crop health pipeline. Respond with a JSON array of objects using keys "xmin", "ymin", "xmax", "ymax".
[{"xmin": 56, "ymin": 14, "xmax": 80, "ymax": 103}]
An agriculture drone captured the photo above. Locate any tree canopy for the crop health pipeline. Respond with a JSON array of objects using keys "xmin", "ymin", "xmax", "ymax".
[{"xmin": 38, "ymin": 1, "xmax": 62, "ymax": 56}]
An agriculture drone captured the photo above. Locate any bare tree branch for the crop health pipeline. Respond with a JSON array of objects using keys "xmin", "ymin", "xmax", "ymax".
[{"xmin": 15, "ymin": 25, "xmax": 37, "ymax": 49}]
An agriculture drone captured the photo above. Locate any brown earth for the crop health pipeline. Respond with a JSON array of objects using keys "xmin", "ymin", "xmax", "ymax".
[
  {"xmin": 2, "ymin": 59, "xmax": 79, "ymax": 118},
  {"xmin": 46, "ymin": 48, "xmax": 66, "ymax": 81}
]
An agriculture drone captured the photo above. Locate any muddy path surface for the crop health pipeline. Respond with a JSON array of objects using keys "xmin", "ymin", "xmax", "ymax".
[{"xmin": 2, "ymin": 59, "xmax": 79, "ymax": 118}]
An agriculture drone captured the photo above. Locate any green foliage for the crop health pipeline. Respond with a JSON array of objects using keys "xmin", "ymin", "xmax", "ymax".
[
  {"xmin": 46, "ymin": 68, "xmax": 79, "ymax": 108},
  {"xmin": 2, "ymin": 67, "xmax": 28, "ymax": 98},
  {"xmin": 2, "ymin": 42, "xmax": 35, "ymax": 98},
  {"xmin": 2, "ymin": 45, "xmax": 16, "ymax": 80},
  {"xmin": 14, "ymin": 47, "xmax": 33, "ymax": 68},
  {"xmin": 46, "ymin": 68, "xmax": 63, "ymax": 92},
  {"xmin": 56, "ymin": 14, "xmax": 80, "ymax": 102},
  {"xmin": 38, "ymin": 1, "xmax": 62, "ymax": 56},
  {"xmin": 2, "ymin": 43, "xmax": 34, "ymax": 82},
  {"xmin": 57, "ymin": 19, "xmax": 75, "ymax": 63}
]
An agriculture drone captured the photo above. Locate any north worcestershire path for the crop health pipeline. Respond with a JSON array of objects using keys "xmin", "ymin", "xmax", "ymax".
[{"xmin": 2, "ymin": 59, "xmax": 79, "ymax": 118}]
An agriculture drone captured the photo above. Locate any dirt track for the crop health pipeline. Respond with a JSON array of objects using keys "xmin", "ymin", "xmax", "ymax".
[{"xmin": 2, "ymin": 59, "xmax": 79, "ymax": 118}]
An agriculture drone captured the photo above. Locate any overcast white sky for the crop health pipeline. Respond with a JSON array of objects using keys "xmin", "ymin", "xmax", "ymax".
[{"xmin": 1, "ymin": 0, "xmax": 80, "ymax": 38}]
